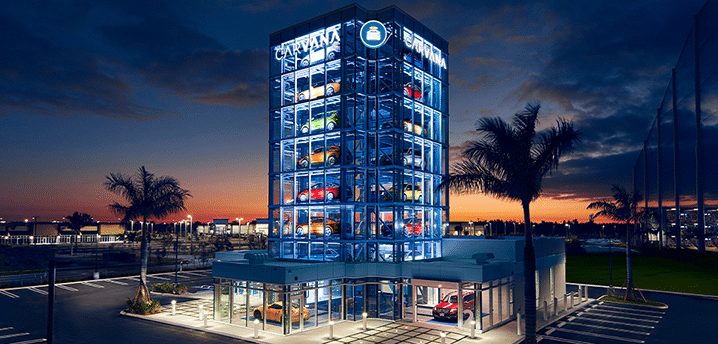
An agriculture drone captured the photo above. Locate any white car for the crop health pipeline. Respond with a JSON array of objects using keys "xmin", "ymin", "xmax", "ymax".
[
  {"xmin": 402, "ymin": 148, "xmax": 425, "ymax": 169},
  {"xmin": 300, "ymin": 42, "xmax": 340, "ymax": 67}
]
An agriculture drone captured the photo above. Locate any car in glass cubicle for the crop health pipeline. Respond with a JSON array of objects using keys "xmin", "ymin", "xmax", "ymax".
[
  {"xmin": 253, "ymin": 301, "xmax": 310, "ymax": 323},
  {"xmin": 432, "ymin": 291, "xmax": 476, "ymax": 321},
  {"xmin": 297, "ymin": 182, "xmax": 340, "ymax": 202},
  {"xmin": 295, "ymin": 218, "xmax": 341, "ymax": 237},
  {"xmin": 297, "ymin": 145, "xmax": 340, "ymax": 168},
  {"xmin": 296, "ymin": 79, "xmax": 341, "ymax": 101},
  {"xmin": 299, "ymin": 41, "xmax": 340, "ymax": 67},
  {"xmin": 300, "ymin": 110, "xmax": 339, "ymax": 134}
]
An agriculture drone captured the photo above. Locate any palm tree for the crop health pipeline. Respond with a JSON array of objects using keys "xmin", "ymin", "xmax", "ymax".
[
  {"xmin": 104, "ymin": 166, "xmax": 191, "ymax": 304},
  {"xmin": 66, "ymin": 212, "xmax": 93, "ymax": 256},
  {"xmin": 587, "ymin": 185, "xmax": 645, "ymax": 300},
  {"xmin": 439, "ymin": 104, "xmax": 580, "ymax": 344}
]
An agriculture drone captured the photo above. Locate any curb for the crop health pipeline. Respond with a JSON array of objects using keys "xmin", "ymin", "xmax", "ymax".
[
  {"xmin": 567, "ymin": 282, "xmax": 718, "ymax": 301},
  {"xmin": 596, "ymin": 295, "xmax": 669, "ymax": 309}
]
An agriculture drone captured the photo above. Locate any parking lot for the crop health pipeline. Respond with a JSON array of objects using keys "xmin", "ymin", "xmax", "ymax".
[
  {"xmin": 538, "ymin": 300, "xmax": 665, "ymax": 344},
  {"xmin": 0, "ymin": 270, "xmax": 216, "ymax": 344}
]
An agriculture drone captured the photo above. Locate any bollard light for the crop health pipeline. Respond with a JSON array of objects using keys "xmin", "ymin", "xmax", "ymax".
[
  {"xmin": 198, "ymin": 304, "xmax": 204, "ymax": 320},
  {"xmin": 440, "ymin": 332, "xmax": 446, "ymax": 344},
  {"xmin": 329, "ymin": 321, "xmax": 335, "ymax": 339},
  {"xmin": 470, "ymin": 320, "xmax": 476, "ymax": 338},
  {"xmin": 553, "ymin": 297, "xmax": 558, "ymax": 316},
  {"xmin": 203, "ymin": 310, "xmax": 208, "ymax": 327},
  {"xmin": 171, "ymin": 300, "xmax": 176, "ymax": 316},
  {"xmin": 565, "ymin": 293, "xmax": 569, "ymax": 311},
  {"xmin": 254, "ymin": 319, "xmax": 260, "ymax": 338},
  {"xmin": 362, "ymin": 312, "xmax": 368, "ymax": 330},
  {"xmin": 517, "ymin": 312, "xmax": 522, "ymax": 335},
  {"xmin": 570, "ymin": 293, "xmax": 574, "ymax": 308},
  {"xmin": 543, "ymin": 300, "xmax": 548, "ymax": 321}
]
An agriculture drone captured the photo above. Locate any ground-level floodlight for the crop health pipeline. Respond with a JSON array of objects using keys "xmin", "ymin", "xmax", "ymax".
[
  {"xmin": 440, "ymin": 332, "xmax": 446, "ymax": 344},
  {"xmin": 362, "ymin": 312, "xmax": 368, "ymax": 330},
  {"xmin": 254, "ymin": 319, "xmax": 260, "ymax": 338},
  {"xmin": 171, "ymin": 300, "xmax": 176, "ymax": 316},
  {"xmin": 198, "ymin": 304, "xmax": 204, "ymax": 320},
  {"xmin": 470, "ymin": 320, "xmax": 476, "ymax": 338},
  {"xmin": 329, "ymin": 321, "xmax": 334, "ymax": 339}
]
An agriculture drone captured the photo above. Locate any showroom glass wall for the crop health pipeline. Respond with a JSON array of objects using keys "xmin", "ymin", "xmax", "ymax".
[{"xmin": 268, "ymin": 6, "xmax": 450, "ymax": 263}]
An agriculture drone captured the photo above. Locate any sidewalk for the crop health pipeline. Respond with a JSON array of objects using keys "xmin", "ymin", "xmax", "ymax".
[{"xmin": 124, "ymin": 293, "xmax": 597, "ymax": 344}]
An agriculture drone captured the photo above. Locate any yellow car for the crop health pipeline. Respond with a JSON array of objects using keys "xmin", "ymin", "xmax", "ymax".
[
  {"xmin": 381, "ymin": 183, "xmax": 422, "ymax": 202},
  {"xmin": 253, "ymin": 301, "xmax": 310, "ymax": 323},
  {"xmin": 297, "ymin": 80, "xmax": 341, "ymax": 101},
  {"xmin": 297, "ymin": 145, "xmax": 340, "ymax": 168},
  {"xmin": 295, "ymin": 218, "xmax": 341, "ymax": 236},
  {"xmin": 403, "ymin": 120, "xmax": 427, "ymax": 136}
]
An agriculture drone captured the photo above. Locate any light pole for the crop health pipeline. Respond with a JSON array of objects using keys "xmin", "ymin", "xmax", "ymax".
[
  {"xmin": 174, "ymin": 221, "xmax": 179, "ymax": 285},
  {"xmin": 236, "ymin": 217, "xmax": 243, "ymax": 236},
  {"xmin": 187, "ymin": 215, "xmax": 193, "ymax": 238}
]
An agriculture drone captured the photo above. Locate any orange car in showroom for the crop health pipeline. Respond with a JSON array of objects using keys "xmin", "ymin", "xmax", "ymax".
[
  {"xmin": 295, "ymin": 218, "xmax": 341, "ymax": 237},
  {"xmin": 432, "ymin": 291, "xmax": 475, "ymax": 321},
  {"xmin": 296, "ymin": 80, "xmax": 341, "ymax": 101},
  {"xmin": 297, "ymin": 145, "xmax": 340, "ymax": 168},
  {"xmin": 253, "ymin": 301, "xmax": 310, "ymax": 323}
]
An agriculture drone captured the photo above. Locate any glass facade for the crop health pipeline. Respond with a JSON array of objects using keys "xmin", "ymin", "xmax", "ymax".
[{"xmin": 268, "ymin": 6, "xmax": 449, "ymax": 262}]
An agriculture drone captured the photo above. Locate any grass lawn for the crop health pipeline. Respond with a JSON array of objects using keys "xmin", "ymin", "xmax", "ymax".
[{"xmin": 567, "ymin": 251, "xmax": 718, "ymax": 296}]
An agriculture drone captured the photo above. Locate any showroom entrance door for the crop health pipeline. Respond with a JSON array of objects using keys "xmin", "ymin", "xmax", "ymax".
[{"xmin": 408, "ymin": 279, "xmax": 475, "ymax": 329}]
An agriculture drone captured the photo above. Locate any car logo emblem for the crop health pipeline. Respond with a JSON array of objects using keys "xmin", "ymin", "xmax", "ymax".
[{"xmin": 360, "ymin": 20, "xmax": 388, "ymax": 49}]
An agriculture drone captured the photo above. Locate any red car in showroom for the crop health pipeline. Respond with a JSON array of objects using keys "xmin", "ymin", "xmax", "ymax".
[
  {"xmin": 432, "ymin": 291, "xmax": 475, "ymax": 321},
  {"xmin": 297, "ymin": 182, "xmax": 339, "ymax": 202}
]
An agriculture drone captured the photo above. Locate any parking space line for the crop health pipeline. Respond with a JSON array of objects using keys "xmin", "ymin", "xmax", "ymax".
[
  {"xmin": 0, "ymin": 290, "xmax": 19, "ymax": 298},
  {"xmin": 80, "ymin": 282, "xmax": 104, "ymax": 289},
  {"xmin": 0, "ymin": 327, "xmax": 14, "ymax": 331},
  {"xmin": 28, "ymin": 287, "xmax": 48, "ymax": 295},
  {"xmin": 587, "ymin": 308, "xmax": 663, "ymax": 319},
  {"xmin": 104, "ymin": 279, "xmax": 128, "ymax": 285},
  {"xmin": 177, "ymin": 271, "xmax": 207, "ymax": 277},
  {"xmin": 124, "ymin": 277, "xmax": 140, "ymax": 281},
  {"xmin": 147, "ymin": 275, "xmax": 170, "ymax": 281},
  {"xmin": 580, "ymin": 312, "xmax": 659, "ymax": 323},
  {"xmin": 537, "ymin": 335, "xmax": 594, "ymax": 344},
  {"xmin": 548, "ymin": 327, "xmax": 645, "ymax": 343},
  {"xmin": 571, "ymin": 317, "xmax": 655, "ymax": 329},
  {"xmin": 596, "ymin": 304, "xmax": 665, "ymax": 315},
  {"xmin": 9, "ymin": 339, "xmax": 47, "ymax": 344},
  {"xmin": 565, "ymin": 322, "xmax": 651, "ymax": 335},
  {"xmin": 0, "ymin": 332, "xmax": 29, "ymax": 340},
  {"xmin": 55, "ymin": 285, "xmax": 78, "ymax": 292}
]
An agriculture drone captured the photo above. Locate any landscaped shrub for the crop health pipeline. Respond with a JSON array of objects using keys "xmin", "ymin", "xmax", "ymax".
[
  {"xmin": 125, "ymin": 298, "xmax": 161, "ymax": 315},
  {"xmin": 152, "ymin": 282, "xmax": 187, "ymax": 294}
]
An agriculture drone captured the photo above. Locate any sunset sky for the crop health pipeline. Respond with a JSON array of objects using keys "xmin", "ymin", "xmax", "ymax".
[{"xmin": 0, "ymin": 0, "xmax": 707, "ymax": 223}]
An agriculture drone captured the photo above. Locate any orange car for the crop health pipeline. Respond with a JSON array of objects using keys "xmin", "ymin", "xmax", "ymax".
[
  {"xmin": 295, "ymin": 218, "xmax": 341, "ymax": 237},
  {"xmin": 403, "ymin": 120, "xmax": 427, "ymax": 136},
  {"xmin": 297, "ymin": 145, "xmax": 340, "ymax": 168},
  {"xmin": 253, "ymin": 301, "xmax": 310, "ymax": 323},
  {"xmin": 296, "ymin": 80, "xmax": 341, "ymax": 101}
]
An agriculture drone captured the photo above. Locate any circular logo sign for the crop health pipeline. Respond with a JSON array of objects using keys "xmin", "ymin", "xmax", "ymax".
[{"xmin": 360, "ymin": 20, "xmax": 388, "ymax": 49}]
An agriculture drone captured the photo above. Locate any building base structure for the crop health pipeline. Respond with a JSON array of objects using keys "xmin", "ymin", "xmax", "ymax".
[{"xmin": 212, "ymin": 236, "xmax": 565, "ymax": 336}]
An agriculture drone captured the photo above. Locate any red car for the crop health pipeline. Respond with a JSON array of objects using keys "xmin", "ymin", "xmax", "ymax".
[
  {"xmin": 403, "ymin": 83, "xmax": 422, "ymax": 100},
  {"xmin": 297, "ymin": 182, "xmax": 339, "ymax": 202},
  {"xmin": 432, "ymin": 291, "xmax": 475, "ymax": 321},
  {"xmin": 403, "ymin": 218, "xmax": 422, "ymax": 236}
]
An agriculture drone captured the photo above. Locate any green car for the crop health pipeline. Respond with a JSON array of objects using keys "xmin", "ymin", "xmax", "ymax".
[{"xmin": 300, "ymin": 110, "xmax": 340, "ymax": 134}]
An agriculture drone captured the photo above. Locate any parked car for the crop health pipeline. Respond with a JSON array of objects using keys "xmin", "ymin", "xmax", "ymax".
[
  {"xmin": 404, "ymin": 82, "xmax": 422, "ymax": 100},
  {"xmin": 402, "ymin": 147, "xmax": 425, "ymax": 169},
  {"xmin": 253, "ymin": 301, "xmax": 310, "ymax": 323},
  {"xmin": 297, "ymin": 145, "xmax": 340, "ymax": 168},
  {"xmin": 300, "ymin": 110, "xmax": 340, "ymax": 134},
  {"xmin": 297, "ymin": 182, "xmax": 340, "ymax": 202},
  {"xmin": 402, "ymin": 119, "xmax": 427, "ymax": 136},
  {"xmin": 403, "ymin": 218, "xmax": 423, "ymax": 236},
  {"xmin": 297, "ymin": 79, "xmax": 341, "ymax": 101},
  {"xmin": 295, "ymin": 218, "xmax": 341, "ymax": 237},
  {"xmin": 299, "ymin": 41, "xmax": 340, "ymax": 67},
  {"xmin": 297, "ymin": 246, "xmax": 341, "ymax": 260},
  {"xmin": 432, "ymin": 291, "xmax": 475, "ymax": 321},
  {"xmin": 381, "ymin": 183, "xmax": 422, "ymax": 202}
]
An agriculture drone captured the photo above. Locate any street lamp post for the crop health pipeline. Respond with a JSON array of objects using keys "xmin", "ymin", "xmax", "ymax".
[
  {"xmin": 174, "ymin": 221, "xmax": 179, "ymax": 285},
  {"xmin": 187, "ymin": 215, "xmax": 193, "ymax": 238}
]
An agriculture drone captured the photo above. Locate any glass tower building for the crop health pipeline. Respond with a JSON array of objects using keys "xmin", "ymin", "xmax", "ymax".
[{"xmin": 268, "ymin": 5, "xmax": 449, "ymax": 263}]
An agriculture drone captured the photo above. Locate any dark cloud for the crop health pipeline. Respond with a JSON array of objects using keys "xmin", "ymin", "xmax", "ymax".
[{"xmin": 0, "ymin": 13, "xmax": 172, "ymax": 120}]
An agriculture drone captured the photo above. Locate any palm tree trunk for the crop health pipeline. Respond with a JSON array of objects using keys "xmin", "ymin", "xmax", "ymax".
[
  {"xmin": 136, "ymin": 218, "xmax": 150, "ymax": 303},
  {"xmin": 523, "ymin": 201, "xmax": 537, "ymax": 344}
]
